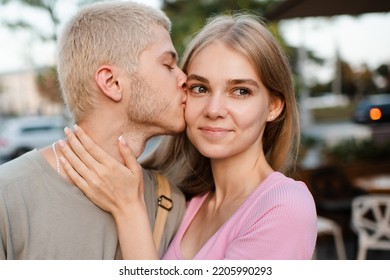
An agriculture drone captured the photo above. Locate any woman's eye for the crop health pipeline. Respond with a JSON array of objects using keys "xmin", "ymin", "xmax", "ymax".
[
  {"xmin": 190, "ymin": 85, "xmax": 208, "ymax": 94},
  {"xmin": 233, "ymin": 88, "xmax": 250, "ymax": 97},
  {"xmin": 164, "ymin": 64, "xmax": 174, "ymax": 71}
]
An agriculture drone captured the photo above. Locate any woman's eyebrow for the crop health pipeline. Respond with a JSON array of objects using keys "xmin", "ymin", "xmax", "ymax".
[
  {"xmin": 227, "ymin": 79, "xmax": 259, "ymax": 87},
  {"xmin": 187, "ymin": 74, "xmax": 209, "ymax": 83},
  {"xmin": 187, "ymin": 75, "xmax": 259, "ymax": 88}
]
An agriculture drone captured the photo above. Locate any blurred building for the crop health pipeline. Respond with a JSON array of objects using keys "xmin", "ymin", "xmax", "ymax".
[{"xmin": 0, "ymin": 68, "xmax": 62, "ymax": 117}]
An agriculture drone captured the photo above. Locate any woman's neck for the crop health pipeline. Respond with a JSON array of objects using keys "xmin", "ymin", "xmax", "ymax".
[{"xmin": 210, "ymin": 151, "xmax": 273, "ymax": 205}]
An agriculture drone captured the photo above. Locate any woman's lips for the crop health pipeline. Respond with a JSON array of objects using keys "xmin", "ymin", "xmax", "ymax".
[{"xmin": 199, "ymin": 126, "xmax": 232, "ymax": 138}]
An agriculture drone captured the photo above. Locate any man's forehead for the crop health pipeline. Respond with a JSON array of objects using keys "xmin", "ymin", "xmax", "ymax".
[
  {"xmin": 159, "ymin": 50, "xmax": 177, "ymax": 61},
  {"xmin": 145, "ymin": 24, "xmax": 177, "ymax": 57}
]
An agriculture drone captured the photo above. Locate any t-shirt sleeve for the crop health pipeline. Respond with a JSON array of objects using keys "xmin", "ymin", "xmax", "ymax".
[{"xmin": 224, "ymin": 182, "xmax": 317, "ymax": 260}]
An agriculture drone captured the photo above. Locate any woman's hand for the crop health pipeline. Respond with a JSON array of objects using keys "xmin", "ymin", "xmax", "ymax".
[
  {"xmin": 58, "ymin": 125, "xmax": 159, "ymax": 259},
  {"xmin": 58, "ymin": 125, "xmax": 145, "ymax": 217}
]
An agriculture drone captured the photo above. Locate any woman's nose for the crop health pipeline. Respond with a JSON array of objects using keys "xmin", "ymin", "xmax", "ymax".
[{"xmin": 204, "ymin": 94, "xmax": 227, "ymax": 119}]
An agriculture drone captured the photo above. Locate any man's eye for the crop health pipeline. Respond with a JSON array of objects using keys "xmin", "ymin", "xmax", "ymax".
[
  {"xmin": 164, "ymin": 64, "xmax": 173, "ymax": 70},
  {"xmin": 190, "ymin": 85, "xmax": 208, "ymax": 94}
]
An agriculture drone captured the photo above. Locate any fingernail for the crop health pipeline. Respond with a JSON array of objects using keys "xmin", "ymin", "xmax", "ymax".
[
  {"xmin": 73, "ymin": 124, "xmax": 79, "ymax": 133},
  {"xmin": 59, "ymin": 156, "xmax": 66, "ymax": 164},
  {"xmin": 58, "ymin": 139, "xmax": 65, "ymax": 147},
  {"xmin": 118, "ymin": 135, "xmax": 127, "ymax": 146},
  {"xmin": 64, "ymin": 127, "xmax": 70, "ymax": 134}
]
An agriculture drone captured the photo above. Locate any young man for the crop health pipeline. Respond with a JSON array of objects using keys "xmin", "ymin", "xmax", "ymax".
[{"xmin": 0, "ymin": 1, "xmax": 186, "ymax": 259}]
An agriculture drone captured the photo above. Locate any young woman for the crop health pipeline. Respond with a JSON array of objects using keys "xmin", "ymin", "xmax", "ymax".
[{"xmin": 58, "ymin": 13, "xmax": 317, "ymax": 260}]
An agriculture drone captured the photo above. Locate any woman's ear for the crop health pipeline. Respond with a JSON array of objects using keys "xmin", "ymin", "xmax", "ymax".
[
  {"xmin": 267, "ymin": 95, "xmax": 284, "ymax": 122},
  {"xmin": 95, "ymin": 65, "xmax": 122, "ymax": 102}
]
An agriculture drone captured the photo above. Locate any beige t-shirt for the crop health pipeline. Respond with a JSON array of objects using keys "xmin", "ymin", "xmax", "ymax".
[{"xmin": 0, "ymin": 149, "xmax": 185, "ymax": 259}]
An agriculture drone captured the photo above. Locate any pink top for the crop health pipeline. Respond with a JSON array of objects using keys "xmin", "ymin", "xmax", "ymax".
[{"xmin": 163, "ymin": 172, "xmax": 317, "ymax": 260}]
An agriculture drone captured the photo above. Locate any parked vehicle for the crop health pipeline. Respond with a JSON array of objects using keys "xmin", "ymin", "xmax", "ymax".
[
  {"xmin": 0, "ymin": 115, "xmax": 68, "ymax": 161},
  {"xmin": 352, "ymin": 94, "xmax": 390, "ymax": 124}
]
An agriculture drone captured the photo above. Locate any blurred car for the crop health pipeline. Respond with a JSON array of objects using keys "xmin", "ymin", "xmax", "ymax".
[
  {"xmin": 0, "ymin": 115, "xmax": 67, "ymax": 161},
  {"xmin": 352, "ymin": 93, "xmax": 390, "ymax": 124}
]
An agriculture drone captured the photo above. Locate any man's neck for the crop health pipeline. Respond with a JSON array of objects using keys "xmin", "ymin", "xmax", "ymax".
[
  {"xmin": 78, "ymin": 119, "xmax": 149, "ymax": 163},
  {"xmin": 40, "ymin": 116, "xmax": 150, "ymax": 185}
]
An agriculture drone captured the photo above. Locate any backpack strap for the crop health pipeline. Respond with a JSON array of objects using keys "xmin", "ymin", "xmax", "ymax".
[{"xmin": 153, "ymin": 172, "xmax": 173, "ymax": 250}]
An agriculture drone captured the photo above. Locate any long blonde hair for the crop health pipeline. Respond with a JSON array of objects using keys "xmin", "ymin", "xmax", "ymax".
[{"xmin": 142, "ymin": 13, "xmax": 299, "ymax": 199}]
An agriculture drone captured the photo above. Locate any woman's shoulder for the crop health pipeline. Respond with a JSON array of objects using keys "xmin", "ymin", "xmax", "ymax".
[
  {"xmin": 261, "ymin": 172, "xmax": 312, "ymax": 198},
  {"xmin": 245, "ymin": 171, "xmax": 316, "ymax": 217}
]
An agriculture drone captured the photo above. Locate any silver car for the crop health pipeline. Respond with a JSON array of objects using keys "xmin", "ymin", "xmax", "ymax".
[{"xmin": 0, "ymin": 115, "xmax": 68, "ymax": 161}]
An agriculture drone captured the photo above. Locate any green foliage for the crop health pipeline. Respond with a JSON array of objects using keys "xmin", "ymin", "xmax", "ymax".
[
  {"xmin": 325, "ymin": 138, "xmax": 390, "ymax": 164},
  {"xmin": 1, "ymin": 0, "xmax": 96, "ymax": 41},
  {"xmin": 375, "ymin": 64, "xmax": 390, "ymax": 92},
  {"xmin": 162, "ymin": 0, "xmax": 279, "ymax": 56},
  {"xmin": 301, "ymin": 134, "xmax": 323, "ymax": 149},
  {"xmin": 377, "ymin": 64, "xmax": 389, "ymax": 77},
  {"xmin": 36, "ymin": 66, "xmax": 63, "ymax": 104},
  {"xmin": 1, "ymin": 0, "xmax": 60, "ymax": 41},
  {"xmin": 0, "ymin": 0, "xmax": 96, "ymax": 104},
  {"xmin": 311, "ymin": 103, "xmax": 355, "ymax": 122}
]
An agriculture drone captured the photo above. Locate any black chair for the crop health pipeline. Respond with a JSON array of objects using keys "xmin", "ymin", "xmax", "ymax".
[
  {"xmin": 310, "ymin": 166, "xmax": 361, "ymax": 213},
  {"xmin": 309, "ymin": 165, "xmax": 364, "ymax": 244}
]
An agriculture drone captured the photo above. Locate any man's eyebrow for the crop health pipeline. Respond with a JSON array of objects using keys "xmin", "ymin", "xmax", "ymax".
[
  {"xmin": 228, "ymin": 79, "xmax": 259, "ymax": 88},
  {"xmin": 187, "ymin": 74, "xmax": 209, "ymax": 83}
]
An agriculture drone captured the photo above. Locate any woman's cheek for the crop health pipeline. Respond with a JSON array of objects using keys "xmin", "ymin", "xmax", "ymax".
[{"xmin": 184, "ymin": 98, "xmax": 197, "ymax": 124}]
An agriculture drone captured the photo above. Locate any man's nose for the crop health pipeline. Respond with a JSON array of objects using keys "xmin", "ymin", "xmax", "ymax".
[{"xmin": 177, "ymin": 68, "xmax": 187, "ymax": 89}]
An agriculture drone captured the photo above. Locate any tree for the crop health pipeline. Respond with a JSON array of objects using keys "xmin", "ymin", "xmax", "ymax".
[
  {"xmin": 355, "ymin": 64, "xmax": 377, "ymax": 98},
  {"xmin": 35, "ymin": 66, "xmax": 62, "ymax": 103},
  {"xmin": 1, "ymin": 0, "xmax": 63, "ymax": 42},
  {"xmin": 162, "ymin": 0, "xmax": 280, "ymax": 56},
  {"xmin": 376, "ymin": 64, "xmax": 390, "ymax": 92},
  {"xmin": 0, "ymin": 0, "xmax": 95, "ymax": 104}
]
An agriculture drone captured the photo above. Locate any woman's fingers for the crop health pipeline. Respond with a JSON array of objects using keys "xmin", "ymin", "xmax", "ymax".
[
  {"xmin": 58, "ymin": 125, "xmax": 146, "ymax": 216},
  {"xmin": 118, "ymin": 136, "xmax": 141, "ymax": 174},
  {"xmin": 72, "ymin": 125, "xmax": 117, "ymax": 166},
  {"xmin": 58, "ymin": 150, "xmax": 90, "ymax": 194},
  {"xmin": 58, "ymin": 139, "xmax": 93, "ymax": 182},
  {"xmin": 63, "ymin": 126, "xmax": 102, "ymax": 171}
]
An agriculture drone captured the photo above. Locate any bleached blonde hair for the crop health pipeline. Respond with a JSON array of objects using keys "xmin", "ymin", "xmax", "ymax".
[{"xmin": 57, "ymin": 1, "xmax": 171, "ymax": 122}]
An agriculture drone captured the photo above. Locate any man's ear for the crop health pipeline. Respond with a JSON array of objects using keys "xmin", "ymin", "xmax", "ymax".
[
  {"xmin": 267, "ymin": 95, "xmax": 284, "ymax": 122},
  {"xmin": 95, "ymin": 65, "xmax": 122, "ymax": 102}
]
